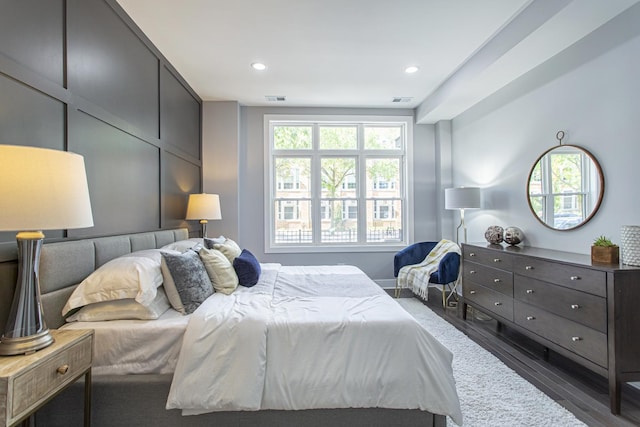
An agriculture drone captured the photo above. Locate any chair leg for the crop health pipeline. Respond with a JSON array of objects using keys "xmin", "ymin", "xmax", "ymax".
[
  {"xmin": 395, "ymin": 278, "xmax": 400, "ymax": 298},
  {"xmin": 441, "ymin": 286, "xmax": 446, "ymax": 308}
]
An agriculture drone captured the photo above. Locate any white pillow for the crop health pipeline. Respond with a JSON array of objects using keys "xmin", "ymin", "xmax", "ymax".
[
  {"xmin": 161, "ymin": 238, "xmax": 203, "ymax": 253},
  {"xmin": 62, "ymin": 255, "xmax": 164, "ymax": 317},
  {"xmin": 199, "ymin": 248, "xmax": 239, "ymax": 295},
  {"xmin": 65, "ymin": 288, "xmax": 171, "ymax": 322},
  {"xmin": 210, "ymin": 238, "xmax": 242, "ymax": 263}
]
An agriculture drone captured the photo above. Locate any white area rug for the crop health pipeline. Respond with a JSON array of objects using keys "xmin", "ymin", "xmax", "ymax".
[{"xmin": 398, "ymin": 298, "xmax": 586, "ymax": 427}]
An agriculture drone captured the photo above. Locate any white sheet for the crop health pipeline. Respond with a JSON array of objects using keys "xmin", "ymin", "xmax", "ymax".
[
  {"xmin": 62, "ymin": 308, "xmax": 189, "ymax": 375},
  {"xmin": 167, "ymin": 264, "xmax": 463, "ymax": 425}
]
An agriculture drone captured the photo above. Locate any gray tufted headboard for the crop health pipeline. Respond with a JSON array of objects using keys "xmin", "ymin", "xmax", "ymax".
[{"xmin": 37, "ymin": 228, "xmax": 189, "ymax": 329}]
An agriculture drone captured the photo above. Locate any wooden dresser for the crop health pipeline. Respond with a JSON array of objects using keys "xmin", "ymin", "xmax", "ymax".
[{"xmin": 461, "ymin": 242, "xmax": 640, "ymax": 414}]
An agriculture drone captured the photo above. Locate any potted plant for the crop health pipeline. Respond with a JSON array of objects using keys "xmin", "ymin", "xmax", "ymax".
[{"xmin": 591, "ymin": 235, "xmax": 620, "ymax": 264}]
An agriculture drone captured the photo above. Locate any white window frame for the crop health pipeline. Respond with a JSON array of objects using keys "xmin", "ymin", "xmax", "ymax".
[{"xmin": 264, "ymin": 114, "xmax": 414, "ymax": 253}]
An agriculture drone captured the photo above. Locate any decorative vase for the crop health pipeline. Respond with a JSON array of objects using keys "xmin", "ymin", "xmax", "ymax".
[
  {"xmin": 484, "ymin": 226, "xmax": 504, "ymax": 245},
  {"xmin": 503, "ymin": 226, "xmax": 524, "ymax": 245},
  {"xmin": 591, "ymin": 245, "xmax": 619, "ymax": 264},
  {"xmin": 621, "ymin": 225, "xmax": 640, "ymax": 266}
]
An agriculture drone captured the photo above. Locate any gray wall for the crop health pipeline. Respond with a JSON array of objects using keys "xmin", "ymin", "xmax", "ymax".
[
  {"xmin": 448, "ymin": 5, "xmax": 640, "ymax": 253},
  {"xmin": 0, "ymin": 0, "xmax": 202, "ymax": 259},
  {"xmin": 202, "ymin": 105, "xmax": 440, "ymax": 285}
]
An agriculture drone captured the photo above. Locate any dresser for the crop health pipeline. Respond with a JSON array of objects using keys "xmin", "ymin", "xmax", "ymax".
[
  {"xmin": 461, "ymin": 243, "xmax": 640, "ymax": 414},
  {"xmin": 0, "ymin": 329, "xmax": 93, "ymax": 427}
]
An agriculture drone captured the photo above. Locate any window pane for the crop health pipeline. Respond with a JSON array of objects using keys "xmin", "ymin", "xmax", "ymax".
[
  {"xmin": 529, "ymin": 195, "xmax": 544, "ymax": 220},
  {"xmin": 274, "ymin": 200, "xmax": 312, "ymax": 243},
  {"xmin": 364, "ymin": 126, "xmax": 402, "ymax": 150},
  {"xmin": 274, "ymin": 125, "xmax": 312, "ymax": 149},
  {"xmin": 321, "ymin": 199, "xmax": 357, "ymax": 243},
  {"xmin": 529, "ymin": 162, "xmax": 542, "ymax": 195},
  {"xmin": 366, "ymin": 158, "xmax": 400, "ymax": 198},
  {"xmin": 319, "ymin": 126, "xmax": 357, "ymax": 150},
  {"xmin": 275, "ymin": 157, "xmax": 311, "ymax": 198},
  {"xmin": 366, "ymin": 199, "xmax": 402, "ymax": 242},
  {"xmin": 321, "ymin": 157, "xmax": 356, "ymax": 198},
  {"xmin": 550, "ymin": 153, "xmax": 582, "ymax": 193}
]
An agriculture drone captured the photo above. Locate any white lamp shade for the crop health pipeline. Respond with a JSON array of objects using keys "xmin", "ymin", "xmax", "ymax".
[
  {"xmin": 186, "ymin": 193, "xmax": 222, "ymax": 220},
  {"xmin": 0, "ymin": 145, "xmax": 94, "ymax": 231},
  {"xmin": 445, "ymin": 187, "xmax": 481, "ymax": 210}
]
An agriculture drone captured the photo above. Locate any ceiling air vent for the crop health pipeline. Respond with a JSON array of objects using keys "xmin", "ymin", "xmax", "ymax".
[
  {"xmin": 392, "ymin": 97, "xmax": 413, "ymax": 103},
  {"xmin": 265, "ymin": 95, "xmax": 286, "ymax": 102}
]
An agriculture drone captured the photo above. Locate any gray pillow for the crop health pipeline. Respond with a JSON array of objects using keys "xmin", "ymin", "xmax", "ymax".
[{"xmin": 161, "ymin": 250, "xmax": 214, "ymax": 314}]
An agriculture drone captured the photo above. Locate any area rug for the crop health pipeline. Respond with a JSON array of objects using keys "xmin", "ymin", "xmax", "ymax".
[{"xmin": 398, "ymin": 298, "xmax": 586, "ymax": 427}]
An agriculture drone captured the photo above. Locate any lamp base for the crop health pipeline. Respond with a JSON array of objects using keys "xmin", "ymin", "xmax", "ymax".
[
  {"xmin": 0, "ymin": 231, "xmax": 54, "ymax": 356},
  {"xmin": 0, "ymin": 329, "xmax": 54, "ymax": 355}
]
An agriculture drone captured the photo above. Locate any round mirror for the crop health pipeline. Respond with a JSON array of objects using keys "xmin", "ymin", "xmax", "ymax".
[{"xmin": 527, "ymin": 144, "xmax": 604, "ymax": 231}]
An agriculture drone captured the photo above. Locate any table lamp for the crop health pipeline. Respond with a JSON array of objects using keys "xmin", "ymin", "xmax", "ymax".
[
  {"xmin": 0, "ymin": 145, "xmax": 94, "ymax": 355},
  {"xmin": 186, "ymin": 193, "xmax": 222, "ymax": 238},
  {"xmin": 445, "ymin": 187, "xmax": 481, "ymax": 244}
]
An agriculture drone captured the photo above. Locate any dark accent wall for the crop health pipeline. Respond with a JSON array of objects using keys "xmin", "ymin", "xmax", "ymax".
[{"xmin": 0, "ymin": 0, "xmax": 202, "ymax": 250}]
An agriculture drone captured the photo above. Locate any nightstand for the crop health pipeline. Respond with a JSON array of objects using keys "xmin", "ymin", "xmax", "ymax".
[{"xmin": 0, "ymin": 329, "xmax": 93, "ymax": 427}]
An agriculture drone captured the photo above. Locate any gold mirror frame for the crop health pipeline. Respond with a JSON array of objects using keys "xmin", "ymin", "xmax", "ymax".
[{"xmin": 527, "ymin": 139, "xmax": 604, "ymax": 231}]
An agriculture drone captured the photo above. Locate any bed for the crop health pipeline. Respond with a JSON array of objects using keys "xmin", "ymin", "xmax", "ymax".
[{"xmin": 17, "ymin": 228, "xmax": 462, "ymax": 426}]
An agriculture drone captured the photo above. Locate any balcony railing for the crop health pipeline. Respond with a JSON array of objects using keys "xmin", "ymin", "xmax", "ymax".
[{"xmin": 275, "ymin": 228, "xmax": 402, "ymax": 244}]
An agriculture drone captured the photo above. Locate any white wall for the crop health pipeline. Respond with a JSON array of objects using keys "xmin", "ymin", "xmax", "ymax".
[{"xmin": 449, "ymin": 9, "xmax": 640, "ymax": 253}]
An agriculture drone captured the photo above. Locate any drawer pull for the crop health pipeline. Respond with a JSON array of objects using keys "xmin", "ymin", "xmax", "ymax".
[
  {"xmin": 526, "ymin": 316, "xmax": 535, "ymax": 320},
  {"xmin": 525, "ymin": 265, "xmax": 533, "ymax": 270},
  {"xmin": 469, "ymin": 290, "xmax": 476, "ymax": 295},
  {"xmin": 494, "ymin": 302, "xmax": 502, "ymax": 306},
  {"xmin": 493, "ymin": 258, "xmax": 501, "ymax": 263},
  {"xmin": 493, "ymin": 278, "xmax": 501, "ymax": 283},
  {"xmin": 526, "ymin": 289, "xmax": 534, "ymax": 294},
  {"xmin": 571, "ymin": 336, "xmax": 582, "ymax": 342},
  {"xmin": 470, "ymin": 270, "xmax": 476, "ymax": 274},
  {"xmin": 571, "ymin": 304, "xmax": 580, "ymax": 310},
  {"xmin": 469, "ymin": 253, "xmax": 476, "ymax": 257},
  {"xmin": 57, "ymin": 364, "xmax": 70, "ymax": 375},
  {"xmin": 570, "ymin": 276, "xmax": 581, "ymax": 281}
]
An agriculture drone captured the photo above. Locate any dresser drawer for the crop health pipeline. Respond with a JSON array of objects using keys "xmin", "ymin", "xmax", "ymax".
[
  {"xmin": 464, "ymin": 282, "xmax": 514, "ymax": 322},
  {"xmin": 464, "ymin": 246, "xmax": 514, "ymax": 270},
  {"xmin": 513, "ymin": 257, "xmax": 606, "ymax": 297},
  {"xmin": 464, "ymin": 262, "xmax": 513, "ymax": 297},
  {"xmin": 514, "ymin": 275, "xmax": 606, "ymax": 333},
  {"xmin": 12, "ymin": 333, "xmax": 92, "ymax": 417},
  {"xmin": 514, "ymin": 301, "xmax": 607, "ymax": 367}
]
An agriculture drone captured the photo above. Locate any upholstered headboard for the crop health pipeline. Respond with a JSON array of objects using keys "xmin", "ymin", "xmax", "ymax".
[{"xmin": 37, "ymin": 228, "xmax": 189, "ymax": 329}]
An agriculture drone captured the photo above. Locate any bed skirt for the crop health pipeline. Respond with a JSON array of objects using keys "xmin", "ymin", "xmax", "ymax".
[{"xmin": 37, "ymin": 374, "xmax": 446, "ymax": 427}]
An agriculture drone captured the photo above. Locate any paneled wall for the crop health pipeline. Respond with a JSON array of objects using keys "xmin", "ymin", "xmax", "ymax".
[{"xmin": 0, "ymin": 0, "xmax": 202, "ymax": 253}]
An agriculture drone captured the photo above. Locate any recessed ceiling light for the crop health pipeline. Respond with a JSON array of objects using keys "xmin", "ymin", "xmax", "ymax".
[
  {"xmin": 404, "ymin": 66, "xmax": 419, "ymax": 74},
  {"xmin": 251, "ymin": 62, "xmax": 267, "ymax": 71}
]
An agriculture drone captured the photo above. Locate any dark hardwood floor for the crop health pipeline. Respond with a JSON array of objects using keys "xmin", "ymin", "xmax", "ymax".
[{"xmin": 401, "ymin": 290, "xmax": 640, "ymax": 427}]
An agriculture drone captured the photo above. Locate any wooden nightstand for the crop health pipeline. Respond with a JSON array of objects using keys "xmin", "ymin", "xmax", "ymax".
[{"xmin": 0, "ymin": 329, "xmax": 93, "ymax": 427}]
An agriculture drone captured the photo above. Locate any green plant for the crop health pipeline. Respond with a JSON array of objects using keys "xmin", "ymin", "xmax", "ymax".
[{"xmin": 593, "ymin": 235, "xmax": 617, "ymax": 247}]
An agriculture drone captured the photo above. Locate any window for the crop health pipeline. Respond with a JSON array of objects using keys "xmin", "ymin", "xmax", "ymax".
[{"xmin": 265, "ymin": 115, "xmax": 412, "ymax": 251}]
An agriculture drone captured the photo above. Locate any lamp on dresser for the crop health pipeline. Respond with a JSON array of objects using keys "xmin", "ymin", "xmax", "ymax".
[
  {"xmin": 445, "ymin": 187, "xmax": 481, "ymax": 244},
  {"xmin": 186, "ymin": 193, "xmax": 222, "ymax": 238},
  {"xmin": 0, "ymin": 145, "xmax": 93, "ymax": 355}
]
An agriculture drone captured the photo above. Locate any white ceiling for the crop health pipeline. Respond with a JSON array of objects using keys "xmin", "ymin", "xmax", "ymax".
[{"xmin": 116, "ymin": 0, "xmax": 639, "ymax": 124}]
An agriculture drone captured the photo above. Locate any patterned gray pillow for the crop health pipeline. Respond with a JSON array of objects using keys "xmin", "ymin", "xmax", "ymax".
[{"xmin": 161, "ymin": 250, "xmax": 214, "ymax": 314}]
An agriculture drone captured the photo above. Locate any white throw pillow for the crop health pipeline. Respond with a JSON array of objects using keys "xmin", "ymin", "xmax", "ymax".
[
  {"xmin": 199, "ymin": 248, "xmax": 239, "ymax": 295},
  {"xmin": 65, "ymin": 288, "xmax": 171, "ymax": 322},
  {"xmin": 62, "ymin": 255, "xmax": 164, "ymax": 317},
  {"xmin": 161, "ymin": 238, "xmax": 203, "ymax": 253},
  {"xmin": 211, "ymin": 238, "xmax": 242, "ymax": 263}
]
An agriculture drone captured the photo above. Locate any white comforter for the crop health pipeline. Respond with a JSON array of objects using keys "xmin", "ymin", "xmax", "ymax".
[{"xmin": 166, "ymin": 264, "xmax": 463, "ymax": 425}]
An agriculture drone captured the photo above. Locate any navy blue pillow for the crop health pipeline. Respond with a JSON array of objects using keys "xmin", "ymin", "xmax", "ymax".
[{"xmin": 233, "ymin": 249, "xmax": 261, "ymax": 287}]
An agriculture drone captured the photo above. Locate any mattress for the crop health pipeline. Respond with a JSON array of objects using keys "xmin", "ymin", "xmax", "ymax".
[{"xmin": 62, "ymin": 306, "xmax": 189, "ymax": 376}]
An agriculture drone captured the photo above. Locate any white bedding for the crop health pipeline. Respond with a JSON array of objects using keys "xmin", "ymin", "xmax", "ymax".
[
  {"xmin": 166, "ymin": 264, "xmax": 463, "ymax": 425},
  {"xmin": 62, "ymin": 307, "xmax": 189, "ymax": 375}
]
